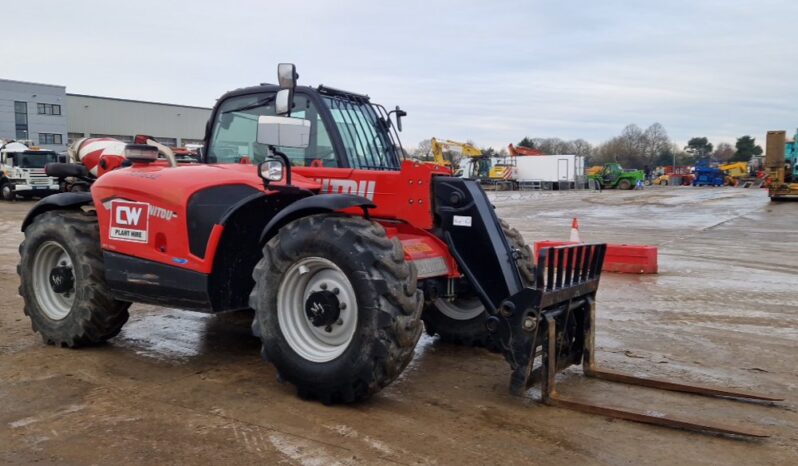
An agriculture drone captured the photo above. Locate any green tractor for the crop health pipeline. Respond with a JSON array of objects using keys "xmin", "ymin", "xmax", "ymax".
[{"xmin": 589, "ymin": 163, "xmax": 645, "ymax": 190}]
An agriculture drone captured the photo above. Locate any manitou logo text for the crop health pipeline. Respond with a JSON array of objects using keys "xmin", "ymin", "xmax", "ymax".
[
  {"xmin": 149, "ymin": 205, "xmax": 177, "ymax": 221},
  {"xmin": 109, "ymin": 200, "xmax": 149, "ymax": 243},
  {"xmin": 315, "ymin": 178, "xmax": 376, "ymax": 200}
]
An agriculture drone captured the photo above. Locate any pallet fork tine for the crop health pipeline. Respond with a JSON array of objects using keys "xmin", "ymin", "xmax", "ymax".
[
  {"xmin": 537, "ymin": 299, "xmax": 778, "ymax": 438},
  {"xmin": 581, "ymin": 297, "xmax": 784, "ymax": 403}
]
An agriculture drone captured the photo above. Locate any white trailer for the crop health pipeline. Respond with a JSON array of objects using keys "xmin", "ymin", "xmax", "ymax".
[{"xmin": 515, "ymin": 154, "xmax": 585, "ymax": 190}]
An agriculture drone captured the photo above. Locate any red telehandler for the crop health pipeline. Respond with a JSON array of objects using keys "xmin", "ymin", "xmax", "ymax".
[{"xmin": 21, "ymin": 65, "xmax": 779, "ymax": 437}]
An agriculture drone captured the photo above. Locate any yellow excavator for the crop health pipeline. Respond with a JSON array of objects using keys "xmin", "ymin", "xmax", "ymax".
[
  {"xmin": 428, "ymin": 138, "xmax": 513, "ymax": 187},
  {"xmin": 429, "ymin": 138, "xmax": 483, "ymax": 168},
  {"xmin": 428, "ymin": 138, "xmax": 492, "ymax": 179},
  {"xmin": 719, "ymin": 162, "xmax": 749, "ymax": 185}
]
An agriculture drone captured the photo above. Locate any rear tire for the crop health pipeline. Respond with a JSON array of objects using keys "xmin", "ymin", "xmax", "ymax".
[
  {"xmin": 18, "ymin": 210, "xmax": 130, "ymax": 347},
  {"xmin": 250, "ymin": 214, "xmax": 422, "ymax": 404},
  {"xmin": 421, "ymin": 219, "xmax": 535, "ymax": 348}
]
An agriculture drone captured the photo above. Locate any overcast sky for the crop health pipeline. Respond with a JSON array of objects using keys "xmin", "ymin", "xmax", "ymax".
[{"xmin": 2, "ymin": 0, "xmax": 795, "ymax": 149}]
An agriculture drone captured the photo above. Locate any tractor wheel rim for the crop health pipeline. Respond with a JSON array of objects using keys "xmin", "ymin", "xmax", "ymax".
[
  {"xmin": 277, "ymin": 257, "xmax": 358, "ymax": 363},
  {"xmin": 32, "ymin": 241, "xmax": 75, "ymax": 320},
  {"xmin": 434, "ymin": 296, "xmax": 484, "ymax": 320}
]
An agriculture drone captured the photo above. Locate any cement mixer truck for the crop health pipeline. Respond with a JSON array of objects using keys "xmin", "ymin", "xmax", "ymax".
[
  {"xmin": 48, "ymin": 135, "xmax": 186, "ymax": 191},
  {"xmin": 0, "ymin": 140, "xmax": 62, "ymax": 200}
]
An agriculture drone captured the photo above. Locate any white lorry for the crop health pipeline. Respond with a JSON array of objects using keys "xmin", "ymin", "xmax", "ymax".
[
  {"xmin": 0, "ymin": 141, "xmax": 62, "ymax": 200},
  {"xmin": 515, "ymin": 154, "xmax": 585, "ymax": 190}
]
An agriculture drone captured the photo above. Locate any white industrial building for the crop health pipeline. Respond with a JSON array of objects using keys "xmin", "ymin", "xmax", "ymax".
[
  {"xmin": 66, "ymin": 94, "xmax": 211, "ymax": 147},
  {"xmin": 0, "ymin": 79, "xmax": 69, "ymax": 151},
  {"xmin": 1, "ymin": 78, "xmax": 211, "ymax": 152}
]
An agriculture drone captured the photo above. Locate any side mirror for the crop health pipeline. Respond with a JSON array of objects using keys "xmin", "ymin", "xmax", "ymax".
[
  {"xmin": 389, "ymin": 106, "xmax": 407, "ymax": 132},
  {"xmin": 277, "ymin": 63, "xmax": 298, "ymax": 89},
  {"xmin": 256, "ymin": 115, "xmax": 310, "ymax": 149},
  {"xmin": 275, "ymin": 89, "xmax": 292, "ymax": 116},
  {"xmin": 276, "ymin": 63, "xmax": 298, "ymax": 116}
]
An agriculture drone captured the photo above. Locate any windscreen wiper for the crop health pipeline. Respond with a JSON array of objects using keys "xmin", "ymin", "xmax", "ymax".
[{"xmin": 221, "ymin": 96, "xmax": 275, "ymax": 114}]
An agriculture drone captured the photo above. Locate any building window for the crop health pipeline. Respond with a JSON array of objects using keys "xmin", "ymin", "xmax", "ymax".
[
  {"xmin": 14, "ymin": 101, "xmax": 28, "ymax": 140},
  {"xmin": 39, "ymin": 133, "xmax": 64, "ymax": 145},
  {"xmin": 90, "ymin": 133, "xmax": 134, "ymax": 143},
  {"xmin": 67, "ymin": 132, "xmax": 85, "ymax": 144},
  {"xmin": 36, "ymin": 103, "xmax": 62, "ymax": 115},
  {"xmin": 155, "ymin": 137, "xmax": 177, "ymax": 147}
]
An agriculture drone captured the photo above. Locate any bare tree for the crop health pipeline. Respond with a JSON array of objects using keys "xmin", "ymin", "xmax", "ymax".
[
  {"xmin": 642, "ymin": 123, "xmax": 670, "ymax": 162},
  {"xmin": 413, "ymin": 138, "xmax": 432, "ymax": 160},
  {"xmin": 712, "ymin": 142, "xmax": 735, "ymax": 162},
  {"xmin": 571, "ymin": 139, "xmax": 593, "ymax": 158},
  {"xmin": 591, "ymin": 123, "xmax": 674, "ymax": 168}
]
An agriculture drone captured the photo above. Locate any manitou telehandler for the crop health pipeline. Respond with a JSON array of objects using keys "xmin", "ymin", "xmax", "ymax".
[{"xmin": 20, "ymin": 65, "xmax": 780, "ymax": 437}]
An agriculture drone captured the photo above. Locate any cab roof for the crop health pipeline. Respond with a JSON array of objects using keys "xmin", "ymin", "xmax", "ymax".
[{"xmin": 216, "ymin": 84, "xmax": 371, "ymax": 104}]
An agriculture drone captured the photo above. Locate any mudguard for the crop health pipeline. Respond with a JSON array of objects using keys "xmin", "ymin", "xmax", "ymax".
[
  {"xmin": 21, "ymin": 192, "xmax": 93, "ymax": 231},
  {"xmin": 259, "ymin": 193, "xmax": 375, "ymax": 244}
]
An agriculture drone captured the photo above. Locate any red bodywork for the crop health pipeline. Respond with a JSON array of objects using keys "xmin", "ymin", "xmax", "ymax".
[
  {"xmin": 508, "ymin": 144, "xmax": 543, "ymax": 156},
  {"xmin": 534, "ymin": 240, "xmax": 658, "ymax": 274},
  {"xmin": 91, "ymin": 160, "xmax": 458, "ymax": 278}
]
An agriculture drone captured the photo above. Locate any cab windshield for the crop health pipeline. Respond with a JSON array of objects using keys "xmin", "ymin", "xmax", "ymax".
[
  {"xmin": 207, "ymin": 91, "xmax": 403, "ymax": 170},
  {"xmin": 12, "ymin": 151, "xmax": 58, "ymax": 168},
  {"xmin": 208, "ymin": 93, "xmax": 337, "ymax": 167}
]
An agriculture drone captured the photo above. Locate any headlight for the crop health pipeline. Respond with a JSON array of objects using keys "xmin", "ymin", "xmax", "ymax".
[{"xmin": 258, "ymin": 159, "xmax": 284, "ymax": 182}]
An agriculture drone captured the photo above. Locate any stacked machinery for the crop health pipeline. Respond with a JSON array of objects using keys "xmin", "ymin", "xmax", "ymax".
[
  {"xmin": 766, "ymin": 129, "xmax": 798, "ymax": 200},
  {"xmin": 692, "ymin": 161, "xmax": 725, "ymax": 187}
]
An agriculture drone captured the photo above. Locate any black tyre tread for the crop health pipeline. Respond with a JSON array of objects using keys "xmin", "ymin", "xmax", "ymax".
[
  {"xmin": 2, "ymin": 181, "xmax": 14, "ymax": 201},
  {"xmin": 250, "ymin": 214, "xmax": 422, "ymax": 404},
  {"xmin": 499, "ymin": 218, "xmax": 535, "ymax": 284},
  {"xmin": 422, "ymin": 218, "xmax": 535, "ymax": 348},
  {"xmin": 18, "ymin": 210, "xmax": 130, "ymax": 347}
]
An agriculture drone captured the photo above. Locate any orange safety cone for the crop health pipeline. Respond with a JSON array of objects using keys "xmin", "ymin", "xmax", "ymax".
[{"xmin": 569, "ymin": 217, "xmax": 581, "ymax": 242}]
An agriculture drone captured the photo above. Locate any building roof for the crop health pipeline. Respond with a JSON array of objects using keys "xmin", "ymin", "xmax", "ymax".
[
  {"xmin": 67, "ymin": 93, "xmax": 212, "ymax": 111},
  {"xmin": 0, "ymin": 77, "xmax": 66, "ymax": 89}
]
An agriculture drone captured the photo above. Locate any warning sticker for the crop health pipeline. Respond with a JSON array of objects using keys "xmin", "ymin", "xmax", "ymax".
[
  {"xmin": 109, "ymin": 200, "xmax": 150, "ymax": 243},
  {"xmin": 453, "ymin": 215, "xmax": 472, "ymax": 227}
]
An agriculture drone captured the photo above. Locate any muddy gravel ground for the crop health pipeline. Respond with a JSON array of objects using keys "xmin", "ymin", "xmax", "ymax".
[{"xmin": 1, "ymin": 186, "xmax": 796, "ymax": 465}]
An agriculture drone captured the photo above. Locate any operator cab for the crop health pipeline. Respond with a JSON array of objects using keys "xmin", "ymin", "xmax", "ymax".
[
  {"xmin": 1, "ymin": 146, "xmax": 60, "ymax": 169},
  {"xmin": 204, "ymin": 83, "xmax": 406, "ymax": 171}
]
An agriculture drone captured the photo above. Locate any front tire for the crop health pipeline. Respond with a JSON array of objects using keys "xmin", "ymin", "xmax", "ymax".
[
  {"xmin": 421, "ymin": 219, "xmax": 535, "ymax": 348},
  {"xmin": 250, "ymin": 214, "xmax": 422, "ymax": 404},
  {"xmin": 618, "ymin": 179, "xmax": 632, "ymax": 190},
  {"xmin": 2, "ymin": 182, "xmax": 15, "ymax": 201},
  {"xmin": 18, "ymin": 210, "xmax": 130, "ymax": 347}
]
